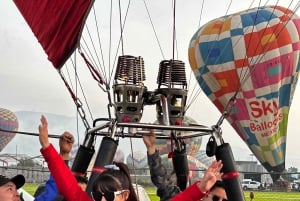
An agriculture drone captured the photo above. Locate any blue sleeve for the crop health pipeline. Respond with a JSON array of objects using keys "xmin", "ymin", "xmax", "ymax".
[{"xmin": 34, "ymin": 175, "xmax": 58, "ymax": 201}]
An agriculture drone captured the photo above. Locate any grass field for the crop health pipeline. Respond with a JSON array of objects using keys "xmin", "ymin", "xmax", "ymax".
[{"xmin": 23, "ymin": 183, "xmax": 300, "ymax": 201}]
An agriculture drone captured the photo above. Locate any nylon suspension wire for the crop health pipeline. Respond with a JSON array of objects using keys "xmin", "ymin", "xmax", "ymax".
[
  {"xmin": 108, "ymin": 0, "xmax": 132, "ymax": 86},
  {"xmin": 142, "ymin": 0, "xmax": 165, "ymax": 60},
  {"xmin": 193, "ymin": 0, "xmax": 299, "ymax": 111},
  {"xmin": 186, "ymin": 0, "xmax": 235, "ymax": 112},
  {"xmin": 238, "ymin": 0, "xmax": 299, "ymax": 91}
]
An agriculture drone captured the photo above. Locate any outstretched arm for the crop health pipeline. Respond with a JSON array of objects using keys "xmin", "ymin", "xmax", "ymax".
[
  {"xmin": 38, "ymin": 115, "xmax": 92, "ymax": 201},
  {"xmin": 170, "ymin": 160, "xmax": 223, "ymax": 201},
  {"xmin": 143, "ymin": 130, "xmax": 181, "ymax": 201}
]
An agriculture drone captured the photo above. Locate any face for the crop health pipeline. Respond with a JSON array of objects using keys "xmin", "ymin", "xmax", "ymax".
[
  {"xmin": 203, "ymin": 187, "xmax": 227, "ymax": 201},
  {"xmin": 0, "ymin": 182, "xmax": 21, "ymax": 201},
  {"xmin": 91, "ymin": 190, "xmax": 129, "ymax": 201}
]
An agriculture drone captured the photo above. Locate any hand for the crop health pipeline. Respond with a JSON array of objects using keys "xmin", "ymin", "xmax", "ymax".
[
  {"xmin": 59, "ymin": 131, "xmax": 74, "ymax": 159},
  {"xmin": 198, "ymin": 160, "xmax": 223, "ymax": 192},
  {"xmin": 142, "ymin": 129, "xmax": 156, "ymax": 155},
  {"xmin": 38, "ymin": 115, "xmax": 50, "ymax": 149}
]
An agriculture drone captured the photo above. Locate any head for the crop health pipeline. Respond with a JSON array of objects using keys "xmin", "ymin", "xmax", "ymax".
[
  {"xmin": 91, "ymin": 162, "xmax": 138, "ymax": 201},
  {"xmin": 203, "ymin": 181, "xmax": 227, "ymax": 201},
  {"xmin": 0, "ymin": 174, "xmax": 25, "ymax": 201}
]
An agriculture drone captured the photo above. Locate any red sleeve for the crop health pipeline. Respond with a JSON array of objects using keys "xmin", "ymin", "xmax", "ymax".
[
  {"xmin": 170, "ymin": 181, "xmax": 208, "ymax": 201},
  {"xmin": 41, "ymin": 144, "xmax": 92, "ymax": 201}
]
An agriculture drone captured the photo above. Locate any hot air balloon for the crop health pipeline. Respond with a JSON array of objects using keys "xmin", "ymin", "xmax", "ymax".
[
  {"xmin": 158, "ymin": 154, "xmax": 206, "ymax": 184},
  {"xmin": 113, "ymin": 149, "xmax": 125, "ymax": 163},
  {"xmin": 0, "ymin": 108, "xmax": 18, "ymax": 152},
  {"xmin": 189, "ymin": 5, "xmax": 300, "ymax": 179},
  {"xmin": 155, "ymin": 116, "xmax": 202, "ymax": 157},
  {"xmin": 126, "ymin": 151, "xmax": 148, "ymax": 169}
]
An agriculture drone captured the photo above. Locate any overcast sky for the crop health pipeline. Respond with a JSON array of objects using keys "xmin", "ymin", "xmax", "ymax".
[{"xmin": 1, "ymin": 0, "xmax": 300, "ymax": 169}]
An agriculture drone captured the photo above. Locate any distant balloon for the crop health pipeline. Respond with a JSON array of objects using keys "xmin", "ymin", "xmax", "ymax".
[
  {"xmin": 126, "ymin": 151, "xmax": 148, "ymax": 169},
  {"xmin": 189, "ymin": 5, "xmax": 300, "ymax": 176},
  {"xmin": 155, "ymin": 116, "xmax": 202, "ymax": 156},
  {"xmin": 0, "ymin": 108, "xmax": 18, "ymax": 151},
  {"xmin": 113, "ymin": 149, "xmax": 125, "ymax": 163},
  {"xmin": 159, "ymin": 154, "xmax": 206, "ymax": 183}
]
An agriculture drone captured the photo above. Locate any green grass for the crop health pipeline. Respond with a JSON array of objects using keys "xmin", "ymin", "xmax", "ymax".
[
  {"xmin": 23, "ymin": 183, "xmax": 161, "ymax": 200},
  {"xmin": 23, "ymin": 183, "xmax": 39, "ymax": 196},
  {"xmin": 243, "ymin": 191, "xmax": 300, "ymax": 201},
  {"xmin": 23, "ymin": 183, "xmax": 300, "ymax": 201}
]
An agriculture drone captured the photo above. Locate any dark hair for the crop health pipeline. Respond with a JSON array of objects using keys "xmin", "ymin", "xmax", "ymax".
[
  {"xmin": 92, "ymin": 162, "xmax": 138, "ymax": 201},
  {"xmin": 210, "ymin": 180, "xmax": 225, "ymax": 191},
  {"xmin": 75, "ymin": 175, "xmax": 88, "ymax": 185}
]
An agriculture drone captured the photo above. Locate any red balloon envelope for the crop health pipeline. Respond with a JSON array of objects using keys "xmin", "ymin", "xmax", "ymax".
[{"xmin": 0, "ymin": 108, "xmax": 18, "ymax": 151}]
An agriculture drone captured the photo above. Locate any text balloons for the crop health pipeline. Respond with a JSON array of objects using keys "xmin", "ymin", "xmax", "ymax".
[
  {"xmin": 189, "ymin": 6, "xmax": 300, "ymax": 178},
  {"xmin": 0, "ymin": 108, "xmax": 18, "ymax": 151}
]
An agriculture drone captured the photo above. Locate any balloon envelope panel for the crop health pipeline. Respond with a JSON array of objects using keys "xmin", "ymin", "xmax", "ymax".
[
  {"xmin": 0, "ymin": 108, "xmax": 19, "ymax": 151},
  {"xmin": 189, "ymin": 6, "xmax": 300, "ymax": 174}
]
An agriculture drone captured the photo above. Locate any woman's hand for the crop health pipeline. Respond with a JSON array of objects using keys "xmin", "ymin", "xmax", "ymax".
[
  {"xmin": 198, "ymin": 160, "xmax": 223, "ymax": 192},
  {"xmin": 38, "ymin": 115, "xmax": 50, "ymax": 149}
]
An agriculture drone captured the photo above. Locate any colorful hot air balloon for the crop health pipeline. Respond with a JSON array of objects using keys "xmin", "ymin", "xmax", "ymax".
[
  {"xmin": 189, "ymin": 6, "xmax": 300, "ymax": 178},
  {"xmin": 0, "ymin": 108, "xmax": 18, "ymax": 152},
  {"xmin": 155, "ymin": 116, "xmax": 202, "ymax": 157},
  {"xmin": 126, "ymin": 151, "xmax": 148, "ymax": 169},
  {"xmin": 159, "ymin": 154, "xmax": 206, "ymax": 183},
  {"xmin": 113, "ymin": 149, "xmax": 125, "ymax": 163}
]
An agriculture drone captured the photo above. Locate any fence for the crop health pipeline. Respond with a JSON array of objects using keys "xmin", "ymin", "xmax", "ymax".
[{"xmin": 1, "ymin": 166, "xmax": 300, "ymax": 201}]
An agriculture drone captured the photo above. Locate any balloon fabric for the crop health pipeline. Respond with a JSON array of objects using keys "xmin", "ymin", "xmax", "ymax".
[
  {"xmin": 0, "ymin": 108, "xmax": 19, "ymax": 152},
  {"xmin": 189, "ymin": 5, "xmax": 300, "ymax": 177}
]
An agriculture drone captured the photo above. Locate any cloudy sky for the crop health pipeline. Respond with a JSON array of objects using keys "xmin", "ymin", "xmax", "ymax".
[{"xmin": 1, "ymin": 0, "xmax": 300, "ymax": 170}]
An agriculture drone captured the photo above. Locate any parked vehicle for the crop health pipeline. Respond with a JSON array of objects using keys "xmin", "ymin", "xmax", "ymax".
[
  {"xmin": 291, "ymin": 182, "xmax": 300, "ymax": 191},
  {"xmin": 242, "ymin": 180, "xmax": 262, "ymax": 190}
]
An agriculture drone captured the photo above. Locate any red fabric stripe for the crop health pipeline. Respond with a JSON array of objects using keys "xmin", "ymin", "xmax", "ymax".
[
  {"xmin": 221, "ymin": 171, "xmax": 239, "ymax": 180},
  {"xmin": 92, "ymin": 166, "xmax": 106, "ymax": 174},
  {"xmin": 13, "ymin": 0, "xmax": 94, "ymax": 69}
]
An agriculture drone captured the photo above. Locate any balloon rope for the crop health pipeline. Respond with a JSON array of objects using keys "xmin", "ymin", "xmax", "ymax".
[
  {"xmin": 172, "ymin": 0, "xmax": 176, "ymax": 61},
  {"xmin": 129, "ymin": 137, "xmax": 140, "ymax": 201},
  {"xmin": 142, "ymin": 0, "xmax": 165, "ymax": 60},
  {"xmin": 240, "ymin": 2, "xmax": 299, "ymax": 90},
  {"xmin": 58, "ymin": 70, "xmax": 90, "ymax": 129}
]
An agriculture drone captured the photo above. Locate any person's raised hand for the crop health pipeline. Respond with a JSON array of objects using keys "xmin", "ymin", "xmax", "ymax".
[
  {"xmin": 59, "ymin": 131, "xmax": 74, "ymax": 159},
  {"xmin": 38, "ymin": 115, "xmax": 50, "ymax": 149},
  {"xmin": 198, "ymin": 160, "xmax": 223, "ymax": 192},
  {"xmin": 142, "ymin": 129, "xmax": 156, "ymax": 155}
]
